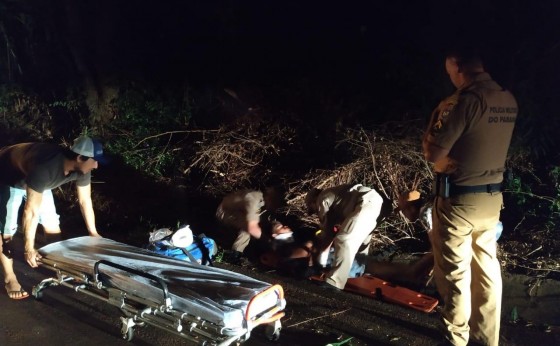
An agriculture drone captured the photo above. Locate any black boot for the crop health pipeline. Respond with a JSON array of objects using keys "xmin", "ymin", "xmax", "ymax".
[{"xmin": 223, "ymin": 250, "xmax": 243, "ymax": 265}]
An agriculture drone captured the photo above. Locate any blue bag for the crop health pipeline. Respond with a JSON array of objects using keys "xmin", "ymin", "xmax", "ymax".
[{"xmin": 149, "ymin": 236, "xmax": 217, "ymax": 265}]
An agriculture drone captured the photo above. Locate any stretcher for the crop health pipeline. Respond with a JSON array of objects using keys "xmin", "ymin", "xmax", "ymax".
[
  {"xmin": 311, "ymin": 274, "xmax": 438, "ymax": 313},
  {"xmin": 344, "ymin": 275, "xmax": 438, "ymax": 313},
  {"xmin": 32, "ymin": 236, "xmax": 286, "ymax": 345}
]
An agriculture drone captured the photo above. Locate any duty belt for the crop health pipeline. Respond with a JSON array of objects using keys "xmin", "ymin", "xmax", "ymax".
[
  {"xmin": 449, "ymin": 183, "xmax": 502, "ymax": 196},
  {"xmin": 434, "ymin": 173, "xmax": 502, "ymax": 198}
]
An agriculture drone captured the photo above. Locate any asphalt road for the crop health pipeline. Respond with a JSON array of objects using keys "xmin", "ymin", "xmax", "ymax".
[{"xmin": 2, "ymin": 235, "xmax": 559, "ymax": 346}]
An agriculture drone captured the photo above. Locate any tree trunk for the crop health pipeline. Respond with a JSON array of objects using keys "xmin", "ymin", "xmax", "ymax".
[{"xmin": 63, "ymin": 0, "xmax": 119, "ymax": 132}]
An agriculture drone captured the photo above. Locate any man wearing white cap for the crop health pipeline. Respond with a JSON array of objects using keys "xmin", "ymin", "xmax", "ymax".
[{"xmin": 0, "ymin": 135, "xmax": 105, "ymax": 299}]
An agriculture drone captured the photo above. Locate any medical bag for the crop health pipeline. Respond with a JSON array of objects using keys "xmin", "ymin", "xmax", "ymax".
[{"xmin": 147, "ymin": 226, "xmax": 217, "ymax": 265}]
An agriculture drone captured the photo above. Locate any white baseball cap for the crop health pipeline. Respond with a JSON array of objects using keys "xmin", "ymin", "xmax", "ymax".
[{"xmin": 71, "ymin": 136, "xmax": 107, "ymax": 164}]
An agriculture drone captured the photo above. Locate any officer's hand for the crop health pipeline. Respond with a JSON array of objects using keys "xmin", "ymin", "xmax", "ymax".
[
  {"xmin": 89, "ymin": 231, "xmax": 103, "ymax": 238},
  {"xmin": 25, "ymin": 249, "xmax": 42, "ymax": 268}
]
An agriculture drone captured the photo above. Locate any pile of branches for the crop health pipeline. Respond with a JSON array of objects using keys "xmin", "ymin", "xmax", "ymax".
[
  {"xmin": 186, "ymin": 118, "xmax": 434, "ymax": 250},
  {"xmin": 281, "ymin": 121, "xmax": 434, "ymax": 250},
  {"xmin": 184, "ymin": 118, "xmax": 559, "ymax": 277},
  {"xmin": 184, "ymin": 119, "xmax": 297, "ymax": 196}
]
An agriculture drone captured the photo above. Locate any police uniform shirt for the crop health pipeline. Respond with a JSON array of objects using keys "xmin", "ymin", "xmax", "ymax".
[
  {"xmin": 426, "ymin": 72, "xmax": 517, "ymax": 185},
  {"xmin": 315, "ymin": 184, "xmax": 372, "ymax": 231},
  {"xmin": 216, "ymin": 190, "xmax": 265, "ymax": 229}
]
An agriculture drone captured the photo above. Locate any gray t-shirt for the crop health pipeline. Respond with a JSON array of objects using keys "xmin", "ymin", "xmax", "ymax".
[{"xmin": 0, "ymin": 143, "xmax": 91, "ymax": 191}]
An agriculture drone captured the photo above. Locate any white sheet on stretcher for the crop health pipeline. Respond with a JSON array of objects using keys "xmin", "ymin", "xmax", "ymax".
[{"xmin": 38, "ymin": 236, "xmax": 274, "ymax": 331}]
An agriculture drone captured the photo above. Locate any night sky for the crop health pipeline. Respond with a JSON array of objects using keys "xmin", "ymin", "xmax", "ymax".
[
  {"xmin": 2, "ymin": 0, "xmax": 559, "ymax": 128},
  {"xmin": 99, "ymin": 0, "xmax": 558, "ymax": 85},
  {"xmin": 99, "ymin": 1, "xmax": 560, "ymax": 120}
]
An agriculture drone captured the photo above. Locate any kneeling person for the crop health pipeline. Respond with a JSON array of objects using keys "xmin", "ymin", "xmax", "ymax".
[{"xmin": 305, "ymin": 184, "xmax": 384, "ymax": 290}]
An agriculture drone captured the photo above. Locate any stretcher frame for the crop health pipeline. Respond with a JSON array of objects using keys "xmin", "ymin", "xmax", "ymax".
[
  {"xmin": 32, "ymin": 237, "xmax": 285, "ymax": 345},
  {"xmin": 310, "ymin": 274, "xmax": 438, "ymax": 313}
]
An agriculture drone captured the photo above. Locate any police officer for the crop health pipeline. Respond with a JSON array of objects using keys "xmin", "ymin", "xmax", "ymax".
[
  {"xmin": 422, "ymin": 47, "xmax": 517, "ymax": 346},
  {"xmin": 216, "ymin": 186, "xmax": 289, "ymax": 263},
  {"xmin": 305, "ymin": 183, "xmax": 383, "ymax": 290},
  {"xmin": 216, "ymin": 190, "xmax": 265, "ymax": 254}
]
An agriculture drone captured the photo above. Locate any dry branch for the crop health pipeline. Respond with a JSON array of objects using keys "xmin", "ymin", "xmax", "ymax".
[
  {"xmin": 184, "ymin": 120, "xmax": 296, "ymax": 195},
  {"xmin": 282, "ymin": 123, "xmax": 434, "ymax": 248}
]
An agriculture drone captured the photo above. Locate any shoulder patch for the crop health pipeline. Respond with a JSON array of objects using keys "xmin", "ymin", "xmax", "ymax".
[
  {"xmin": 432, "ymin": 118, "xmax": 443, "ymax": 132},
  {"xmin": 431, "ymin": 92, "xmax": 460, "ymax": 135},
  {"xmin": 433, "ymin": 106, "xmax": 452, "ymax": 132}
]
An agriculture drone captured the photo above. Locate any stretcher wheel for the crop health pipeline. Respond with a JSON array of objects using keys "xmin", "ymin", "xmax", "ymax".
[
  {"xmin": 123, "ymin": 328, "xmax": 134, "ymax": 342},
  {"xmin": 32, "ymin": 286, "xmax": 43, "ymax": 300},
  {"xmin": 265, "ymin": 320, "xmax": 281, "ymax": 341},
  {"xmin": 120, "ymin": 316, "xmax": 136, "ymax": 341}
]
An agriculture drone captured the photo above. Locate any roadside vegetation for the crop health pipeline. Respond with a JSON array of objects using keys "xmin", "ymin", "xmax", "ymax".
[
  {"xmin": 1, "ymin": 0, "xmax": 558, "ymax": 282},
  {"xmin": 1, "ymin": 81, "xmax": 559, "ymax": 281}
]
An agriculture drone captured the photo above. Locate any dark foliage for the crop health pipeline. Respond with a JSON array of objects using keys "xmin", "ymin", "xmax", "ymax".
[{"xmin": 0, "ymin": 0, "xmax": 559, "ymax": 278}]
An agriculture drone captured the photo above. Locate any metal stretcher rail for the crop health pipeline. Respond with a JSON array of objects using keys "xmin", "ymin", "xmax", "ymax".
[{"xmin": 33, "ymin": 237, "xmax": 286, "ymax": 345}]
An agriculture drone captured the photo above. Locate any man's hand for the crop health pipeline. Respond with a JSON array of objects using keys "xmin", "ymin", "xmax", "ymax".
[
  {"xmin": 247, "ymin": 220, "xmax": 262, "ymax": 239},
  {"xmin": 24, "ymin": 248, "xmax": 42, "ymax": 268},
  {"xmin": 89, "ymin": 231, "xmax": 102, "ymax": 238}
]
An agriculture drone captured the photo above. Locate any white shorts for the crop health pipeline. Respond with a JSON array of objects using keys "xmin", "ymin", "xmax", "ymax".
[{"xmin": 0, "ymin": 186, "xmax": 60, "ymax": 236}]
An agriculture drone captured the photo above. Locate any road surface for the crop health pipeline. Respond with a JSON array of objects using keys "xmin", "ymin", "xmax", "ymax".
[{"xmin": 1, "ymin": 235, "xmax": 559, "ymax": 346}]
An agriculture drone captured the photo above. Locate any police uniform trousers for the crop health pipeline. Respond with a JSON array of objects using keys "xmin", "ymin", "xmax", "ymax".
[
  {"xmin": 216, "ymin": 191, "xmax": 264, "ymax": 253},
  {"xmin": 326, "ymin": 189, "xmax": 383, "ymax": 289},
  {"xmin": 431, "ymin": 192, "xmax": 502, "ymax": 346},
  {"xmin": 232, "ymin": 230, "xmax": 251, "ymax": 252}
]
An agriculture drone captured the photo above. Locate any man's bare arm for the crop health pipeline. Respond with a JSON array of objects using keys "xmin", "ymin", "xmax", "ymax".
[
  {"xmin": 246, "ymin": 220, "xmax": 262, "ymax": 239},
  {"xmin": 23, "ymin": 188, "xmax": 43, "ymax": 267},
  {"xmin": 76, "ymin": 184, "xmax": 100, "ymax": 236}
]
